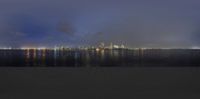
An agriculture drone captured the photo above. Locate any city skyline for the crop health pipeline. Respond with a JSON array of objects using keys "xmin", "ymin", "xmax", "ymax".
[{"xmin": 1, "ymin": 42, "xmax": 200, "ymax": 50}]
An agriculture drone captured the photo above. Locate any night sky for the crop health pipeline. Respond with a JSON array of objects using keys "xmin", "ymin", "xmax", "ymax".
[{"xmin": 0, "ymin": 0, "xmax": 200, "ymax": 48}]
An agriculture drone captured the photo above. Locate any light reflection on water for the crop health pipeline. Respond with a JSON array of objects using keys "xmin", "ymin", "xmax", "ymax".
[{"xmin": 0, "ymin": 49, "xmax": 200, "ymax": 67}]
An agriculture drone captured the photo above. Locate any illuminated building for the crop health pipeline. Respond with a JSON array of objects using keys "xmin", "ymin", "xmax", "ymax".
[
  {"xmin": 113, "ymin": 45, "xmax": 119, "ymax": 49},
  {"xmin": 110, "ymin": 43, "xmax": 113, "ymax": 49},
  {"xmin": 121, "ymin": 44, "xmax": 125, "ymax": 49}
]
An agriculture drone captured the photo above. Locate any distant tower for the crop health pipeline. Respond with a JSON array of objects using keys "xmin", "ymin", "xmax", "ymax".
[
  {"xmin": 54, "ymin": 45, "xmax": 57, "ymax": 51},
  {"xmin": 110, "ymin": 42, "xmax": 113, "ymax": 49},
  {"xmin": 121, "ymin": 44, "xmax": 125, "ymax": 49}
]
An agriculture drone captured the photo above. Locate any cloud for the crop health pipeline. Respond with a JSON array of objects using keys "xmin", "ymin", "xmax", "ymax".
[
  {"xmin": 0, "ymin": 0, "xmax": 200, "ymax": 47},
  {"xmin": 57, "ymin": 21, "xmax": 75, "ymax": 35}
]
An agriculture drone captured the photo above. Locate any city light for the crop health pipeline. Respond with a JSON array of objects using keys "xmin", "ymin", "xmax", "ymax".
[{"xmin": 0, "ymin": 43, "xmax": 200, "ymax": 50}]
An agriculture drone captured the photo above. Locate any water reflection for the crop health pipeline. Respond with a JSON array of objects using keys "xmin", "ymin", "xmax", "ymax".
[{"xmin": 0, "ymin": 49, "xmax": 200, "ymax": 67}]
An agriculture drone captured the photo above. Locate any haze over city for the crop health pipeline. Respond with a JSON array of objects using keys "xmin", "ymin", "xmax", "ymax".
[{"xmin": 0, "ymin": 0, "xmax": 200, "ymax": 48}]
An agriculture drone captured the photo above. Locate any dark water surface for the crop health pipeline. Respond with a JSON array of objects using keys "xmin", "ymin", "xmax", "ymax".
[{"xmin": 0, "ymin": 49, "xmax": 200, "ymax": 67}]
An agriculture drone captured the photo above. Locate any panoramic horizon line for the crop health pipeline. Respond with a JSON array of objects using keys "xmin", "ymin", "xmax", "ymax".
[{"xmin": 0, "ymin": 46, "xmax": 200, "ymax": 50}]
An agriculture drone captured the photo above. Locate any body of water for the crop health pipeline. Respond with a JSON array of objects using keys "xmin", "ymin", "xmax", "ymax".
[{"xmin": 0, "ymin": 49, "xmax": 200, "ymax": 67}]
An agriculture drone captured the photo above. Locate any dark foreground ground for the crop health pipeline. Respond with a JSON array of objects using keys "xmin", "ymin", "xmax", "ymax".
[{"xmin": 0, "ymin": 67, "xmax": 200, "ymax": 99}]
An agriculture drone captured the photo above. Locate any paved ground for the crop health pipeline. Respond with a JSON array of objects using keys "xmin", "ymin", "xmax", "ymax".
[{"xmin": 0, "ymin": 67, "xmax": 200, "ymax": 99}]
